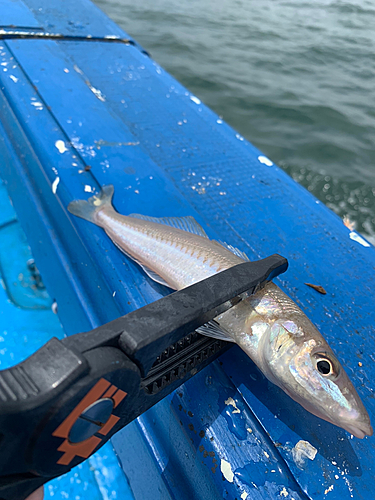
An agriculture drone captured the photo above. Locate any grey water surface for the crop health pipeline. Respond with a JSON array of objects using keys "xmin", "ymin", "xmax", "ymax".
[{"xmin": 95, "ymin": 0, "xmax": 375, "ymax": 243}]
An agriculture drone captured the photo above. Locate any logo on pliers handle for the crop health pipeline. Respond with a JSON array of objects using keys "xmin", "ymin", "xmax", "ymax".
[{"xmin": 52, "ymin": 378, "xmax": 127, "ymax": 465}]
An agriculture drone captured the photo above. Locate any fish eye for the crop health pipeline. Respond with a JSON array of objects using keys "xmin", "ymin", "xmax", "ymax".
[
  {"xmin": 312, "ymin": 352, "xmax": 339, "ymax": 378},
  {"xmin": 316, "ymin": 359, "xmax": 332, "ymax": 376}
]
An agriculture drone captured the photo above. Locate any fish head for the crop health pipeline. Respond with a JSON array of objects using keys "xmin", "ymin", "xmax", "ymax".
[{"xmin": 262, "ymin": 318, "xmax": 373, "ymax": 438}]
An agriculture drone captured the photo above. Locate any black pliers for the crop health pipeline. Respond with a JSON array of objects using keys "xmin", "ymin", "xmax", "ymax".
[{"xmin": 0, "ymin": 255, "xmax": 288, "ymax": 500}]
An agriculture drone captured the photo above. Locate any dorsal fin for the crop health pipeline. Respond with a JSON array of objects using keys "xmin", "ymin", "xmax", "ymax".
[
  {"xmin": 129, "ymin": 214, "xmax": 208, "ymax": 237},
  {"xmin": 217, "ymin": 241, "xmax": 250, "ymax": 261}
]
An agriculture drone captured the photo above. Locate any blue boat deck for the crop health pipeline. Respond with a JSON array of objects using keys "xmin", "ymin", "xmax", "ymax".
[{"xmin": 1, "ymin": 0, "xmax": 375, "ymax": 499}]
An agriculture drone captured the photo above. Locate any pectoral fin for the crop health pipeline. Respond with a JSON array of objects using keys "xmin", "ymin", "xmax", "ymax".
[{"xmin": 196, "ymin": 320, "xmax": 235, "ymax": 343}]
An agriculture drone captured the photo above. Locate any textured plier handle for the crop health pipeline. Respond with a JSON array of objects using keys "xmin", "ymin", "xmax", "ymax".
[{"xmin": 0, "ymin": 254, "xmax": 288, "ymax": 500}]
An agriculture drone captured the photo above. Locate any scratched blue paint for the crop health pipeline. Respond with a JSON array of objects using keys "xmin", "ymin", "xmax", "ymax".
[{"xmin": 0, "ymin": 0, "xmax": 375, "ymax": 499}]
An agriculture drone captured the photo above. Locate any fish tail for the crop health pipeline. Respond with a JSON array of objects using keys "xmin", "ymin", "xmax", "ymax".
[{"xmin": 67, "ymin": 184, "xmax": 114, "ymax": 223}]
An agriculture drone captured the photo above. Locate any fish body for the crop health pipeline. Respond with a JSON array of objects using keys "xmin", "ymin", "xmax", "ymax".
[
  {"xmin": 68, "ymin": 185, "xmax": 372, "ymax": 438},
  {"xmin": 97, "ymin": 203, "xmax": 244, "ymax": 289}
]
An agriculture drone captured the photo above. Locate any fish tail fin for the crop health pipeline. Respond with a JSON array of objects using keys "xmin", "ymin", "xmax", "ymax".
[{"xmin": 67, "ymin": 184, "xmax": 114, "ymax": 223}]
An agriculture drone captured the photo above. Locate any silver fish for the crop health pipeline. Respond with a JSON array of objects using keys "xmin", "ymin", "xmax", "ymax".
[{"xmin": 68, "ymin": 185, "xmax": 372, "ymax": 438}]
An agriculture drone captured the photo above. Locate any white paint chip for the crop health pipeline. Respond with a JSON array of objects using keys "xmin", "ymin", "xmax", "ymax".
[
  {"xmin": 220, "ymin": 459, "xmax": 234, "ymax": 483},
  {"xmin": 324, "ymin": 485, "xmax": 334, "ymax": 494},
  {"xmin": 9, "ymin": 75, "xmax": 18, "ymax": 82},
  {"xmin": 90, "ymin": 86, "xmax": 106, "ymax": 102},
  {"xmin": 73, "ymin": 64, "xmax": 84, "ymax": 75},
  {"xmin": 241, "ymin": 492, "xmax": 248, "ymax": 500},
  {"xmin": 31, "ymin": 101, "xmax": 43, "ymax": 110},
  {"xmin": 55, "ymin": 140, "xmax": 67, "ymax": 154},
  {"xmin": 258, "ymin": 155, "xmax": 273, "ymax": 166},
  {"xmin": 349, "ymin": 231, "xmax": 370, "ymax": 247},
  {"xmin": 224, "ymin": 397, "xmax": 240, "ymax": 414},
  {"xmin": 64, "ymin": 68, "xmax": 69, "ymax": 73},
  {"xmin": 280, "ymin": 487, "xmax": 289, "ymax": 497},
  {"xmin": 292, "ymin": 440, "xmax": 317, "ymax": 468},
  {"xmin": 190, "ymin": 95, "xmax": 201, "ymax": 105},
  {"xmin": 84, "ymin": 185, "xmax": 93, "ymax": 193},
  {"xmin": 52, "ymin": 177, "xmax": 60, "ymax": 194}
]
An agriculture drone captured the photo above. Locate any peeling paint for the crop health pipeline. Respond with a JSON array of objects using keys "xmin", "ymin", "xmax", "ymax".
[
  {"xmin": 31, "ymin": 100, "xmax": 43, "ymax": 110},
  {"xmin": 90, "ymin": 86, "xmax": 106, "ymax": 102},
  {"xmin": 71, "ymin": 137, "xmax": 96, "ymax": 158},
  {"xmin": 343, "ymin": 476, "xmax": 354, "ymax": 498},
  {"xmin": 73, "ymin": 64, "xmax": 106, "ymax": 101},
  {"xmin": 280, "ymin": 487, "xmax": 289, "ymax": 497},
  {"xmin": 349, "ymin": 231, "xmax": 370, "ymax": 247},
  {"xmin": 9, "ymin": 75, "xmax": 18, "ymax": 82},
  {"xmin": 84, "ymin": 185, "xmax": 94, "ymax": 193},
  {"xmin": 220, "ymin": 459, "xmax": 234, "ymax": 482},
  {"xmin": 241, "ymin": 492, "xmax": 248, "ymax": 500},
  {"xmin": 52, "ymin": 177, "xmax": 60, "ymax": 194},
  {"xmin": 55, "ymin": 140, "xmax": 67, "ymax": 154},
  {"xmin": 73, "ymin": 64, "xmax": 84, "ymax": 76},
  {"xmin": 324, "ymin": 485, "xmax": 334, "ymax": 494},
  {"xmin": 95, "ymin": 139, "xmax": 139, "ymax": 147},
  {"xmin": 258, "ymin": 155, "xmax": 273, "ymax": 166},
  {"xmin": 224, "ymin": 397, "xmax": 240, "ymax": 414},
  {"xmin": 190, "ymin": 95, "xmax": 201, "ymax": 105}
]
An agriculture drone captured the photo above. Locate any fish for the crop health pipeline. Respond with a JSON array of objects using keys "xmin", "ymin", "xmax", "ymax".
[{"xmin": 68, "ymin": 185, "xmax": 373, "ymax": 438}]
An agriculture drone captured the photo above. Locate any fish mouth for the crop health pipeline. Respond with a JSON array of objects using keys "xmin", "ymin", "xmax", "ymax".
[{"xmin": 342, "ymin": 422, "xmax": 373, "ymax": 439}]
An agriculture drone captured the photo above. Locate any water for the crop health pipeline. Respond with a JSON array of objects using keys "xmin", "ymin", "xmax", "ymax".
[{"xmin": 95, "ymin": 0, "xmax": 375, "ymax": 243}]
